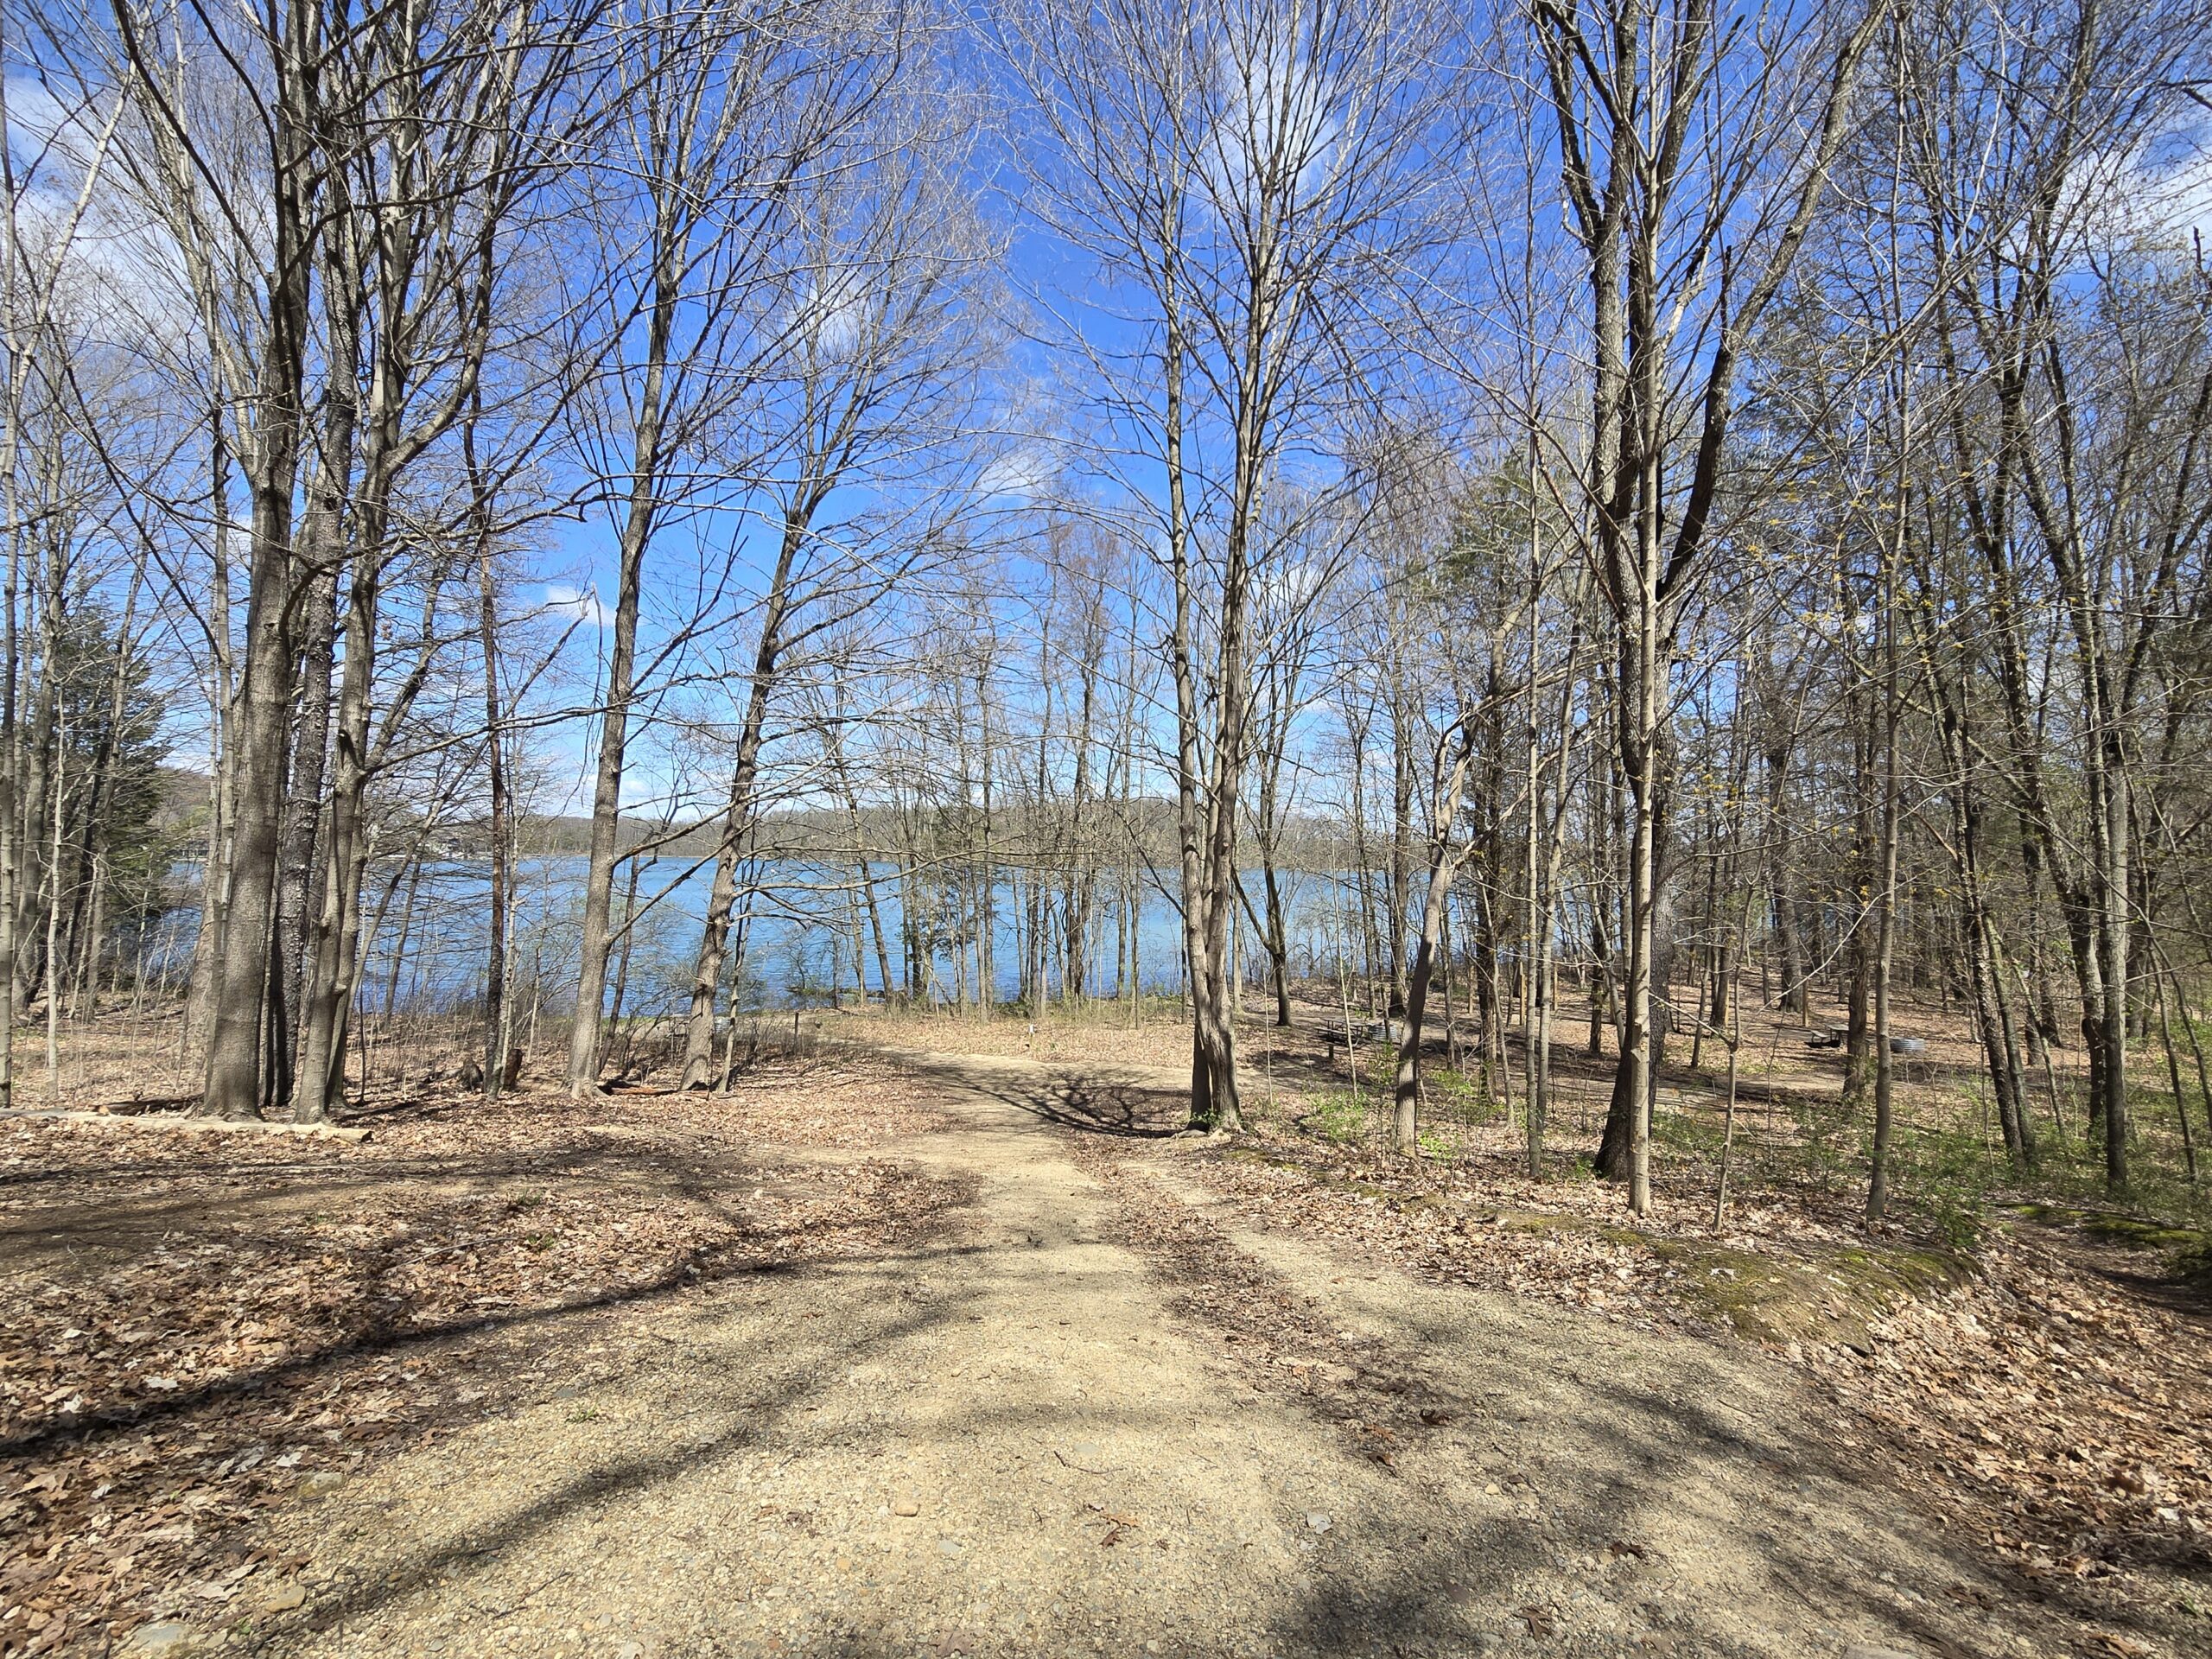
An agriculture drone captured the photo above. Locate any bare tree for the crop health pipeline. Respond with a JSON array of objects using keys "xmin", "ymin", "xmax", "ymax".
[
  {"xmin": 1005, "ymin": 0, "xmax": 1453, "ymax": 1129},
  {"xmin": 677, "ymin": 68, "xmax": 995, "ymax": 1086},
  {"xmin": 562, "ymin": 0, "xmax": 899, "ymax": 1096},
  {"xmin": 1525, "ymin": 0, "xmax": 1886, "ymax": 1211},
  {"xmin": 1884, "ymin": 0, "xmax": 2212, "ymax": 1189}
]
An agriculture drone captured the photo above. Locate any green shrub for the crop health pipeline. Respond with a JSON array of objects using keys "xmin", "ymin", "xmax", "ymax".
[{"xmin": 1306, "ymin": 1090, "xmax": 1373, "ymax": 1144}]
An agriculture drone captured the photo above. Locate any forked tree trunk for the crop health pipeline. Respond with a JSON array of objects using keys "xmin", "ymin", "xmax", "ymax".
[
  {"xmin": 1394, "ymin": 741, "xmax": 1478, "ymax": 1155},
  {"xmin": 194, "ymin": 3, "xmax": 320, "ymax": 1122}
]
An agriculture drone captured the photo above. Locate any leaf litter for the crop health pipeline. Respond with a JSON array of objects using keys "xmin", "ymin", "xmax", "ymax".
[
  {"xmin": 0, "ymin": 1058, "xmax": 966, "ymax": 1656},
  {"xmin": 1124, "ymin": 1107, "xmax": 2212, "ymax": 1639}
]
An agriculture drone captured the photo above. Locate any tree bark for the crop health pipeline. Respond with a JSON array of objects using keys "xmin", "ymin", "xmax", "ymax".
[
  {"xmin": 679, "ymin": 512, "xmax": 802, "ymax": 1086},
  {"xmin": 566, "ymin": 251, "xmax": 671, "ymax": 1096}
]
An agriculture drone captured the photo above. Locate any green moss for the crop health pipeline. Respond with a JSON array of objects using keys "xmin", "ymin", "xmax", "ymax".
[
  {"xmin": 1645, "ymin": 1237, "xmax": 1974, "ymax": 1353},
  {"xmin": 2010, "ymin": 1202, "xmax": 2208, "ymax": 1251},
  {"xmin": 1221, "ymin": 1146, "xmax": 1302, "ymax": 1171},
  {"xmin": 2011, "ymin": 1203, "xmax": 2212, "ymax": 1286},
  {"xmin": 2172, "ymin": 1242, "xmax": 2212, "ymax": 1287},
  {"xmin": 1217, "ymin": 1141, "xmax": 1981, "ymax": 1350}
]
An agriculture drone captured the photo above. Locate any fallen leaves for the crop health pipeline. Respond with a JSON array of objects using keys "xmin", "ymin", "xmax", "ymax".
[
  {"xmin": 1812, "ymin": 1230, "xmax": 2212, "ymax": 1595},
  {"xmin": 0, "ymin": 1061, "xmax": 969, "ymax": 1656},
  {"xmin": 1097, "ymin": 1508, "xmax": 1142, "ymax": 1547},
  {"xmin": 1154, "ymin": 1092, "xmax": 2211, "ymax": 1637}
]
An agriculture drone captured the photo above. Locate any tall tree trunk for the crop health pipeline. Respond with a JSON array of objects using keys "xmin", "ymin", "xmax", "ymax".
[
  {"xmin": 278, "ymin": 244, "xmax": 364, "ymax": 1098},
  {"xmin": 196, "ymin": 2, "xmax": 320, "ymax": 1121},
  {"xmin": 1866, "ymin": 570, "xmax": 1902, "ymax": 1221},
  {"xmin": 1394, "ymin": 741, "xmax": 1478, "ymax": 1154},
  {"xmin": 183, "ymin": 412, "xmax": 238, "ymax": 1065},
  {"xmin": 0, "ymin": 411, "xmax": 19, "ymax": 1109},
  {"xmin": 472, "ymin": 421, "xmax": 511, "ymax": 1097},
  {"xmin": 1386, "ymin": 686, "xmax": 1414, "ymax": 1010},
  {"xmin": 1529, "ymin": 611, "xmax": 1584, "ymax": 1177},
  {"xmin": 822, "ymin": 702, "xmax": 894, "ymax": 1010},
  {"xmin": 1262, "ymin": 859, "xmax": 1292, "ymax": 1027},
  {"xmin": 680, "ymin": 512, "xmax": 803, "ymax": 1086},
  {"xmin": 566, "ymin": 260, "xmax": 672, "ymax": 1096},
  {"xmin": 1164, "ymin": 282, "xmax": 1216, "ymax": 1127},
  {"xmin": 293, "ymin": 556, "xmax": 379, "ymax": 1121}
]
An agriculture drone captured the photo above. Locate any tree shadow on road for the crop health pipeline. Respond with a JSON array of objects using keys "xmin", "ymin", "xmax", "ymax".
[
  {"xmin": 876, "ymin": 1048, "xmax": 1191, "ymax": 1140},
  {"xmin": 980, "ymin": 1066, "xmax": 1188, "ymax": 1138}
]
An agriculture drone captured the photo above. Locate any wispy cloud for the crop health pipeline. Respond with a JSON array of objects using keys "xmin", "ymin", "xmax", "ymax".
[
  {"xmin": 2132, "ymin": 143, "xmax": 2212, "ymax": 250},
  {"xmin": 544, "ymin": 582, "xmax": 613, "ymax": 628},
  {"xmin": 977, "ymin": 442, "xmax": 1057, "ymax": 503},
  {"xmin": 6, "ymin": 75, "xmax": 211, "ymax": 357}
]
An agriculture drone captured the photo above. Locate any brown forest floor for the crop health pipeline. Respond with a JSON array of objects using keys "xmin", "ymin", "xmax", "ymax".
[{"xmin": 0, "ymin": 994, "xmax": 2207, "ymax": 1658}]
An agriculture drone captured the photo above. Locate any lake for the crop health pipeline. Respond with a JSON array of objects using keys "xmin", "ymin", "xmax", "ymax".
[{"xmin": 134, "ymin": 855, "xmax": 1380, "ymax": 1016}]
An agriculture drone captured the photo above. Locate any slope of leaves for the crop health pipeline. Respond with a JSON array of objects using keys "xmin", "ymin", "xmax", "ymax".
[
  {"xmin": 1172, "ymin": 1124, "xmax": 2212, "ymax": 1638},
  {"xmin": 1819, "ymin": 1233, "xmax": 2212, "ymax": 1589}
]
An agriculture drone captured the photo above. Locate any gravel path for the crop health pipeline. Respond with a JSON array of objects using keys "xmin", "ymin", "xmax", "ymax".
[{"xmin": 249, "ymin": 1052, "xmax": 2066, "ymax": 1659}]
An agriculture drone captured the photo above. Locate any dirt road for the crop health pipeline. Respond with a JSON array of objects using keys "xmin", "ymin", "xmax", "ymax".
[{"xmin": 250, "ymin": 1052, "xmax": 2055, "ymax": 1659}]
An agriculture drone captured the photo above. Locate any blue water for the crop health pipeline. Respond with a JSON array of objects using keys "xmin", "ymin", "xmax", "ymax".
[{"xmin": 130, "ymin": 856, "xmax": 1373, "ymax": 1016}]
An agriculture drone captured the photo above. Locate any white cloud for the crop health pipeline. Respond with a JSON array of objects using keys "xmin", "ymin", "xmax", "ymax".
[
  {"xmin": 1198, "ymin": 11, "xmax": 1346, "ymax": 225},
  {"xmin": 6, "ymin": 75, "xmax": 211, "ymax": 358},
  {"xmin": 977, "ymin": 442, "xmax": 1057, "ymax": 503},
  {"xmin": 544, "ymin": 582, "xmax": 613, "ymax": 628},
  {"xmin": 1257, "ymin": 554, "xmax": 1328, "ymax": 615},
  {"xmin": 798, "ymin": 264, "xmax": 872, "ymax": 360},
  {"xmin": 2131, "ymin": 147, "xmax": 2212, "ymax": 251},
  {"xmin": 2062, "ymin": 127, "xmax": 2212, "ymax": 259}
]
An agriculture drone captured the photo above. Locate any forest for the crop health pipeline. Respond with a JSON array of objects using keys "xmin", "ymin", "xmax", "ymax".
[{"xmin": 3, "ymin": 1, "xmax": 2211, "ymax": 1656}]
